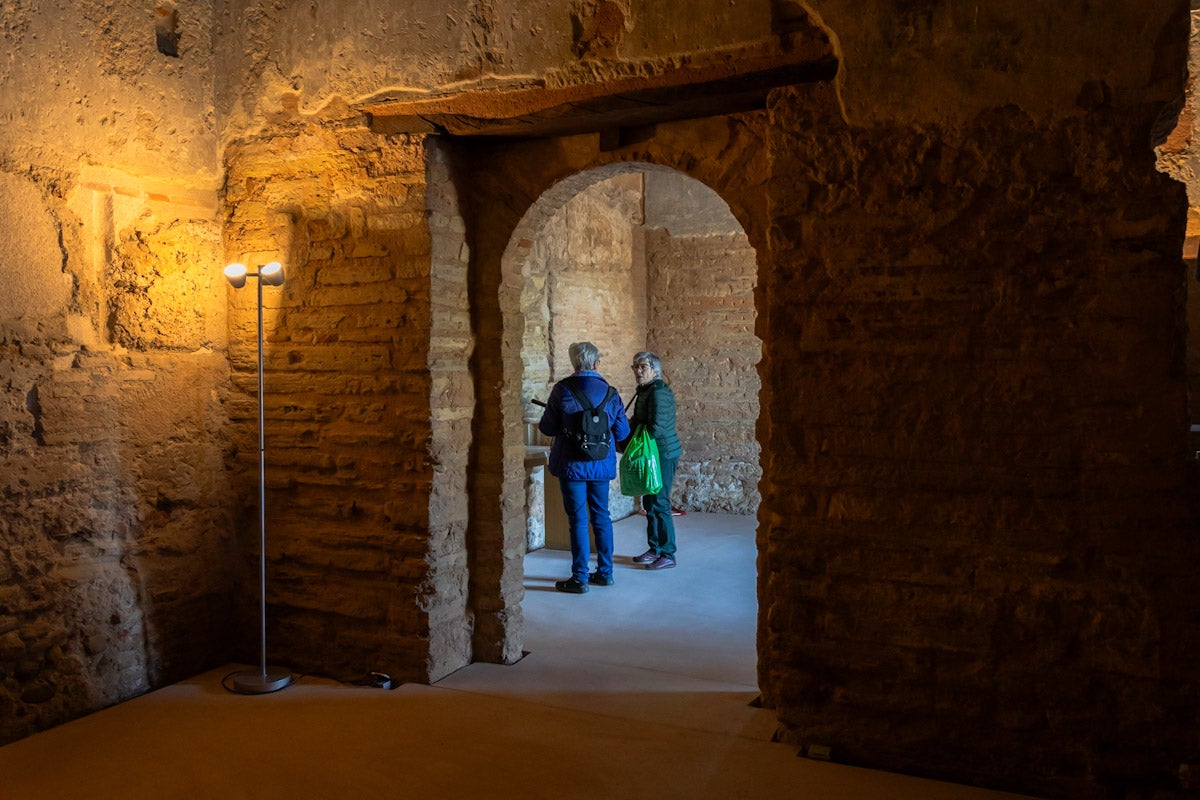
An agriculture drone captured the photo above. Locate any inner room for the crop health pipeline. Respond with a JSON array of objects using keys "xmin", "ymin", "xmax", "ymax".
[{"xmin": 518, "ymin": 166, "xmax": 762, "ymax": 557}]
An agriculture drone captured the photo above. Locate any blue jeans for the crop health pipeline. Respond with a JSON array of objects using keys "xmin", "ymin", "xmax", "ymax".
[{"xmin": 559, "ymin": 479, "xmax": 613, "ymax": 583}]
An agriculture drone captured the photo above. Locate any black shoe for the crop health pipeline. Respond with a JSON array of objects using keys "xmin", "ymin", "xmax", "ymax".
[
  {"xmin": 645, "ymin": 555, "xmax": 676, "ymax": 571},
  {"xmin": 588, "ymin": 572, "xmax": 614, "ymax": 586},
  {"xmin": 555, "ymin": 577, "xmax": 589, "ymax": 594}
]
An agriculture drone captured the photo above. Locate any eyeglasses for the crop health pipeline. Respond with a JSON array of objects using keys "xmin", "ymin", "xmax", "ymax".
[{"xmin": 631, "ymin": 363, "xmax": 652, "ymax": 371}]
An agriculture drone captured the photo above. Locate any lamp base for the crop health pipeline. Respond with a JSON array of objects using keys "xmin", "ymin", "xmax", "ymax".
[{"xmin": 232, "ymin": 667, "xmax": 293, "ymax": 694}]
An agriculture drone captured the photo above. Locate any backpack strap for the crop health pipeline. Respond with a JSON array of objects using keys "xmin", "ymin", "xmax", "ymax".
[
  {"xmin": 565, "ymin": 378, "xmax": 613, "ymax": 412},
  {"xmin": 565, "ymin": 378, "xmax": 594, "ymax": 411}
]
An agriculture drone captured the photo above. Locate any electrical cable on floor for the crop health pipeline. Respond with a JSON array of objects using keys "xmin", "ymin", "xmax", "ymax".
[
  {"xmin": 220, "ymin": 669, "xmax": 239, "ymax": 693},
  {"xmin": 349, "ymin": 671, "xmax": 395, "ymax": 690},
  {"xmin": 218, "ymin": 669, "xmax": 394, "ymax": 693}
]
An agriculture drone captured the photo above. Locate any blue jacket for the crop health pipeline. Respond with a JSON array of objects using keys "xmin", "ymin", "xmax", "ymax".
[{"xmin": 538, "ymin": 371, "xmax": 631, "ymax": 481}]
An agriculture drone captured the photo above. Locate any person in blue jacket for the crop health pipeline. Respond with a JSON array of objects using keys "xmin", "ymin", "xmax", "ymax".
[{"xmin": 538, "ymin": 341, "xmax": 631, "ymax": 594}]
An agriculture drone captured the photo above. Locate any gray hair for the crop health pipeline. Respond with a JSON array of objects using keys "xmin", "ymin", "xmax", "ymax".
[
  {"xmin": 632, "ymin": 351, "xmax": 662, "ymax": 377},
  {"xmin": 569, "ymin": 342, "xmax": 600, "ymax": 371}
]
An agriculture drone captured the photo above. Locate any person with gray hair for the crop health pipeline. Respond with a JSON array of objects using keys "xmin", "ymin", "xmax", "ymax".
[
  {"xmin": 538, "ymin": 342, "xmax": 631, "ymax": 594},
  {"xmin": 629, "ymin": 351, "xmax": 683, "ymax": 570}
]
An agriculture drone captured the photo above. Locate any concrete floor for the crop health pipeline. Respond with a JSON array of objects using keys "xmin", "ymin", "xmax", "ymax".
[{"xmin": 0, "ymin": 512, "xmax": 1035, "ymax": 799}]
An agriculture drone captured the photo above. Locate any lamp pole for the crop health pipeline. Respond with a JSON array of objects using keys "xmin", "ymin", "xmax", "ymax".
[{"xmin": 224, "ymin": 261, "xmax": 292, "ymax": 694}]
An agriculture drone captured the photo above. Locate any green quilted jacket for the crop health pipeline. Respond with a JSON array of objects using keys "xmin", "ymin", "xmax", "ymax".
[{"xmin": 631, "ymin": 379, "xmax": 682, "ymax": 460}]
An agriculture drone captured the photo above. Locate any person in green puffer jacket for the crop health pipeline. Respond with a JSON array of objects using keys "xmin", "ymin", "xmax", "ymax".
[{"xmin": 627, "ymin": 351, "xmax": 683, "ymax": 570}]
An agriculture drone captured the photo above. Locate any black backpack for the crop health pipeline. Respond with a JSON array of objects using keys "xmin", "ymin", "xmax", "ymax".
[{"xmin": 564, "ymin": 379, "xmax": 616, "ymax": 461}]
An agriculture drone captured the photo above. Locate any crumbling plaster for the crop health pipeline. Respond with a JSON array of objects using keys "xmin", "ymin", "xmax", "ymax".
[
  {"xmin": 1, "ymin": 2, "xmax": 1184, "ymax": 181},
  {"xmin": 0, "ymin": 0, "xmax": 229, "ymax": 747},
  {"xmin": 210, "ymin": 1, "xmax": 1186, "ymax": 142},
  {"xmin": 212, "ymin": 0, "xmax": 775, "ymax": 138},
  {"xmin": 0, "ymin": 0, "xmax": 219, "ymax": 180}
]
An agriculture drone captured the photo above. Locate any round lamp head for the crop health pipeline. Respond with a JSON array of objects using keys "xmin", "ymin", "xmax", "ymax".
[
  {"xmin": 223, "ymin": 263, "xmax": 248, "ymax": 288},
  {"xmin": 260, "ymin": 261, "xmax": 285, "ymax": 286}
]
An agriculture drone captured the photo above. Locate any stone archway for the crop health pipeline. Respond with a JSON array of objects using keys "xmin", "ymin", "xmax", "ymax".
[
  {"xmin": 510, "ymin": 164, "xmax": 762, "ymax": 524},
  {"xmin": 444, "ymin": 111, "xmax": 773, "ymax": 663}
]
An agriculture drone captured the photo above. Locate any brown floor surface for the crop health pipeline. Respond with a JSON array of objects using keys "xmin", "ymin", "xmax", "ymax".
[{"xmin": 0, "ymin": 513, "xmax": 1036, "ymax": 799}]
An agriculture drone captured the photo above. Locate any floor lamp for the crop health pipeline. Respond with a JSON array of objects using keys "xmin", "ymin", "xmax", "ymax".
[{"xmin": 224, "ymin": 260, "xmax": 293, "ymax": 694}]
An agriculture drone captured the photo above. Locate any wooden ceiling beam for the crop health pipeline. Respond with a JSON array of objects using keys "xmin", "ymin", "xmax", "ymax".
[{"xmin": 363, "ymin": 40, "xmax": 837, "ymax": 138}]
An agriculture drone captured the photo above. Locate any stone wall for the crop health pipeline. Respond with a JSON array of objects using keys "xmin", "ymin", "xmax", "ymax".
[
  {"xmin": 0, "ymin": 166, "xmax": 231, "ymax": 745},
  {"xmin": 758, "ymin": 82, "xmax": 1198, "ymax": 799},
  {"xmin": 645, "ymin": 228, "xmax": 761, "ymax": 514},
  {"xmin": 534, "ymin": 174, "xmax": 645, "ymax": 398},
  {"xmin": 0, "ymin": 0, "xmax": 230, "ymax": 745},
  {"xmin": 211, "ymin": 0, "xmax": 776, "ymax": 140},
  {"xmin": 1, "ymin": 0, "xmax": 217, "ymax": 176},
  {"xmin": 222, "ymin": 119, "xmax": 469, "ymax": 682}
]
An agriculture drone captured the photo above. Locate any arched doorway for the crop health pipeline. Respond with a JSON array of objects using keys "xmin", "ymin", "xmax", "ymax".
[
  {"xmin": 513, "ymin": 163, "xmax": 762, "ymax": 543},
  {"xmin": 442, "ymin": 112, "xmax": 773, "ymax": 665},
  {"xmin": 504, "ymin": 163, "xmax": 764, "ymax": 707}
]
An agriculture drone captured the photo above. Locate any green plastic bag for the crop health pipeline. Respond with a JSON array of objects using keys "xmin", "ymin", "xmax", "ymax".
[{"xmin": 620, "ymin": 426, "xmax": 663, "ymax": 496}]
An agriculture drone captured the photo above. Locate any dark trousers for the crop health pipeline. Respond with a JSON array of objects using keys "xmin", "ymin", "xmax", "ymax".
[{"xmin": 642, "ymin": 456, "xmax": 678, "ymax": 557}]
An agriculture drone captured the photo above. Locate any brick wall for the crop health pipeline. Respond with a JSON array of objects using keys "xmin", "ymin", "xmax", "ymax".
[
  {"xmin": 758, "ymin": 83, "xmax": 1199, "ymax": 798},
  {"xmin": 223, "ymin": 123, "xmax": 469, "ymax": 682},
  {"xmin": 424, "ymin": 140, "xmax": 476, "ymax": 679},
  {"xmin": 646, "ymin": 228, "xmax": 761, "ymax": 514}
]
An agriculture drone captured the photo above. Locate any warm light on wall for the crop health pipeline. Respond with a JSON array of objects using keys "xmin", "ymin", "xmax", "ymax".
[{"xmin": 224, "ymin": 260, "xmax": 292, "ymax": 695}]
